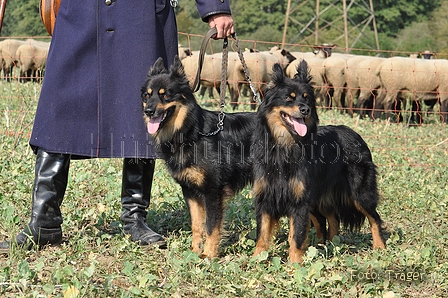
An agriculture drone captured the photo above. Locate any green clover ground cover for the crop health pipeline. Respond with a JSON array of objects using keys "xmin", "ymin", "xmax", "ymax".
[{"xmin": 1, "ymin": 81, "xmax": 447, "ymax": 297}]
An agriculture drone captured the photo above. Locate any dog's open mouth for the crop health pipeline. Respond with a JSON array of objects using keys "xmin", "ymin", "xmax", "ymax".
[
  {"xmin": 147, "ymin": 112, "xmax": 167, "ymax": 134},
  {"xmin": 281, "ymin": 112, "xmax": 308, "ymax": 137}
]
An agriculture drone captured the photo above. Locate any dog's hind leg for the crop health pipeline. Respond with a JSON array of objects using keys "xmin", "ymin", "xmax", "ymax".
[
  {"xmin": 309, "ymin": 211, "xmax": 327, "ymax": 244},
  {"xmin": 326, "ymin": 212, "xmax": 340, "ymax": 242},
  {"xmin": 186, "ymin": 197, "xmax": 206, "ymax": 255},
  {"xmin": 289, "ymin": 208, "xmax": 310, "ymax": 263},
  {"xmin": 353, "ymin": 201, "xmax": 385, "ymax": 249},
  {"xmin": 253, "ymin": 213, "xmax": 279, "ymax": 257},
  {"xmin": 310, "ymin": 210, "xmax": 340, "ymax": 244}
]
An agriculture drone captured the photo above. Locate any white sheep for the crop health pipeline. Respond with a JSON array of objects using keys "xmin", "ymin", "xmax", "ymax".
[
  {"xmin": 182, "ymin": 51, "xmax": 240, "ymax": 99},
  {"xmin": 16, "ymin": 42, "xmax": 50, "ymax": 82},
  {"xmin": 0, "ymin": 39, "xmax": 28, "ymax": 80},
  {"xmin": 344, "ymin": 54, "xmax": 370, "ymax": 116},
  {"xmin": 178, "ymin": 45, "xmax": 192, "ymax": 60},
  {"xmin": 321, "ymin": 54, "xmax": 347, "ymax": 111},
  {"xmin": 376, "ymin": 57, "xmax": 448, "ymax": 123},
  {"xmin": 230, "ymin": 49, "xmax": 295, "ymax": 109},
  {"xmin": 350, "ymin": 56, "xmax": 387, "ymax": 119}
]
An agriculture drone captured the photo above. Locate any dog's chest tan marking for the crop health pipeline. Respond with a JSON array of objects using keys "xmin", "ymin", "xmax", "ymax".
[
  {"xmin": 175, "ymin": 166, "xmax": 206, "ymax": 187},
  {"xmin": 289, "ymin": 178, "xmax": 305, "ymax": 200},
  {"xmin": 154, "ymin": 101, "xmax": 189, "ymax": 143},
  {"xmin": 253, "ymin": 177, "xmax": 269, "ymax": 198},
  {"xmin": 161, "ymin": 101, "xmax": 188, "ymax": 131}
]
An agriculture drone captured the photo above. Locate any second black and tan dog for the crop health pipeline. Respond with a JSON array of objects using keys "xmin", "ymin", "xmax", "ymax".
[
  {"xmin": 142, "ymin": 56, "xmax": 255, "ymax": 258},
  {"xmin": 251, "ymin": 60, "xmax": 385, "ymax": 263}
]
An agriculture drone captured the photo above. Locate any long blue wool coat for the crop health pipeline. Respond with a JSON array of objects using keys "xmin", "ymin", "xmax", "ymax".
[{"xmin": 30, "ymin": 0, "xmax": 231, "ymax": 158}]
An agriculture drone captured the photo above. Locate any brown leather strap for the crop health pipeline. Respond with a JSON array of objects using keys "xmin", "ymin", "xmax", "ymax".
[
  {"xmin": 197, "ymin": 28, "xmax": 229, "ymax": 137},
  {"xmin": 40, "ymin": 0, "xmax": 59, "ymax": 36},
  {"xmin": 0, "ymin": 0, "xmax": 7, "ymax": 36},
  {"xmin": 192, "ymin": 27, "xmax": 218, "ymax": 93}
]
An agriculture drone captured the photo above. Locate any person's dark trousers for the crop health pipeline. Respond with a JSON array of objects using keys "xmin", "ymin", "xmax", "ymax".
[
  {"xmin": 121, "ymin": 158, "xmax": 166, "ymax": 248},
  {"xmin": 0, "ymin": 148, "xmax": 70, "ymax": 250}
]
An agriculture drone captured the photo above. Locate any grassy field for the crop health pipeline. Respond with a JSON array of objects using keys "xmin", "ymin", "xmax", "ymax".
[{"xmin": 0, "ymin": 80, "xmax": 447, "ymax": 297}]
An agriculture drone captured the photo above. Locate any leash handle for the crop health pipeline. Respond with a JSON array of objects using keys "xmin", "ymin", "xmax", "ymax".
[
  {"xmin": 197, "ymin": 27, "xmax": 228, "ymax": 137},
  {"xmin": 192, "ymin": 27, "xmax": 217, "ymax": 93},
  {"xmin": 195, "ymin": 28, "xmax": 261, "ymax": 136},
  {"xmin": 192, "ymin": 27, "xmax": 261, "ymax": 105},
  {"xmin": 0, "ymin": 0, "xmax": 7, "ymax": 35}
]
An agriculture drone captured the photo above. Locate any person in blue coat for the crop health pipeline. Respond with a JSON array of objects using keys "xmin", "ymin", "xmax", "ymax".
[{"xmin": 0, "ymin": 0, "xmax": 234, "ymax": 251}]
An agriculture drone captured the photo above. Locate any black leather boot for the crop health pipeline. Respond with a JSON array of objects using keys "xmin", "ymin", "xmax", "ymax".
[
  {"xmin": 0, "ymin": 148, "xmax": 70, "ymax": 251},
  {"xmin": 121, "ymin": 158, "xmax": 166, "ymax": 248}
]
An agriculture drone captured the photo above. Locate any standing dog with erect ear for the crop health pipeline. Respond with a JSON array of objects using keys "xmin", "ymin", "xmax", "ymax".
[{"xmin": 251, "ymin": 60, "xmax": 385, "ymax": 263}]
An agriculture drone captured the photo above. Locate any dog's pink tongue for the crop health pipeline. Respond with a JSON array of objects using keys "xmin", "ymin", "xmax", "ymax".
[
  {"xmin": 292, "ymin": 117, "xmax": 307, "ymax": 137},
  {"xmin": 147, "ymin": 115, "xmax": 163, "ymax": 135}
]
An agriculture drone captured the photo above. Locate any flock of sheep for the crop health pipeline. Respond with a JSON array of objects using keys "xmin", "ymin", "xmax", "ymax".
[
  {"xmin": 1, "ymin": 37, "xmax": 447, "ymax": 124},
  {"xmin": 0, "ymin": 38, "xmax": 50, "ymax": 82},
  {"xmin": 180, "ymin": 44, "xmax": 448, "ymax": 124}
]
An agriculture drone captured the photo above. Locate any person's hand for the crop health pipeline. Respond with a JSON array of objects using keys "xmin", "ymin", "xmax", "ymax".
[{"xmin": 207, "ymin": 14, "xmax": 235, "ymax": 39}]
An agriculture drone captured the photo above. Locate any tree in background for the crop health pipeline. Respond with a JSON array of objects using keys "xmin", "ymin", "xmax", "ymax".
[
  {"xmin": 231, "ymin": 0, "xmax": 287, "ymax": 40},
  {"xmin": 428, "ymin": 0, "xmax": 448, "ymax": 53},
  {"xmin": 1, "ymin": 0, "xmax": 445, "ymax": 54},
  {"xmin": 375, "ymin": 0, "xmax": 440, "ymax": 34},
  {"xmin": 2, "ymin": 0, "xmax": 47, "ymax": 37}
]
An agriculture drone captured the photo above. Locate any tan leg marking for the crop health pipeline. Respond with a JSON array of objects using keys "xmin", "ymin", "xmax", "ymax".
[
  {"xmin": 187, "ymin": 199, "xmax": 206, "ymax": 254},
  {"xmin": 354, "ymin": 202, "xmax": 385, "ymax": 249},
  {"xmin": 202, "ymin": 224, "xmax": 221, "ymax": 259},
  {"xmin": 326, "ymin": 213, "xmax": 340, "ymax": 241},
  {"xmin": 253, "ymin": 213, "xmax": 279, "ymax": 256},
  {"xmin": 309, "ymin": 213, "xmax": 325, "ymax": 244},
  {"xmin": 288, "ymin": 217, "xmax": 309, "ymax": 263}
]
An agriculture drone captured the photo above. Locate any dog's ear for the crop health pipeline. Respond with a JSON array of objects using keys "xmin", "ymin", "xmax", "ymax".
[
  {"xmin": 149, "ymin": 57, "xmax": 167, "ymax": 76},
  {"xmin": 169, "ymin": 55, "xmax": 187, "ymax": 79},
  {"xmin": 269, "ymin": 63, "xmax": 285, "ymax": 86},
  {"xmin": 293, "ymin": 59, "xmax": 312, "ymax": 84}
]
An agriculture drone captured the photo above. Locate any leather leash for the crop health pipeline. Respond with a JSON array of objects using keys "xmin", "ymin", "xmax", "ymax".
[
  {"xmin": 0, "ymin": 0, "xmax": 7, "ymax": 35},
  {"xmin": 192, "ymin": 27, "xmax": 218, "ymax": 93},
  {"xmin": 193, "ymin": 27, "xmax": 261, "ymax": 136}
]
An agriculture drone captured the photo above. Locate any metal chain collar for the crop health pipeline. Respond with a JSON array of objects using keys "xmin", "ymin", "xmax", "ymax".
[{"xmin": 198, "ymin": 36, "xmax": 228, "ymax": 136}]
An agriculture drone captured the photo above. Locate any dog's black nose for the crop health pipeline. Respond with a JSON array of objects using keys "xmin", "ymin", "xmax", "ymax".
[
  {"xmin": 300, "ymin": 105, "xmax": 310, "ymax": 116},
  {"xmin": 144, "ymin": 107, "xmax": 155, "ymax": 117}
]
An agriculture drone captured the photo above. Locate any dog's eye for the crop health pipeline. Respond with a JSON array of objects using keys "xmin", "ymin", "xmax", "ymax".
[
  {"xmin": 159, "ymin": 93, "xmax": 173, "ymax": 101},
  {"xmin": 158, "ymin": 89, "xmax": 169, "ymax": 100},
  {"xmin": 142, "ymin": 88, "xmax": 152, "ymax": 99},
  {"xmin": 286, "ymin": 92, "xmax": 296, "ymax": 101}
]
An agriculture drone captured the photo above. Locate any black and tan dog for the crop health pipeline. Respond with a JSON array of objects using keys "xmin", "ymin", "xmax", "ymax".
[
  {"xmin": 142, "ymin": 56, "xmax": 256, "ymax": 258},
  {"xmin": 251, "ymin": 60, "xmax": 385, "ymax": 263}
]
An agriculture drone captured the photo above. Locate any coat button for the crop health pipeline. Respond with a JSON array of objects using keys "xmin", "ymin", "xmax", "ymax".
[{"xmin": 105, "ymin": 0, "xmax": 112, "ymax": 5}]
